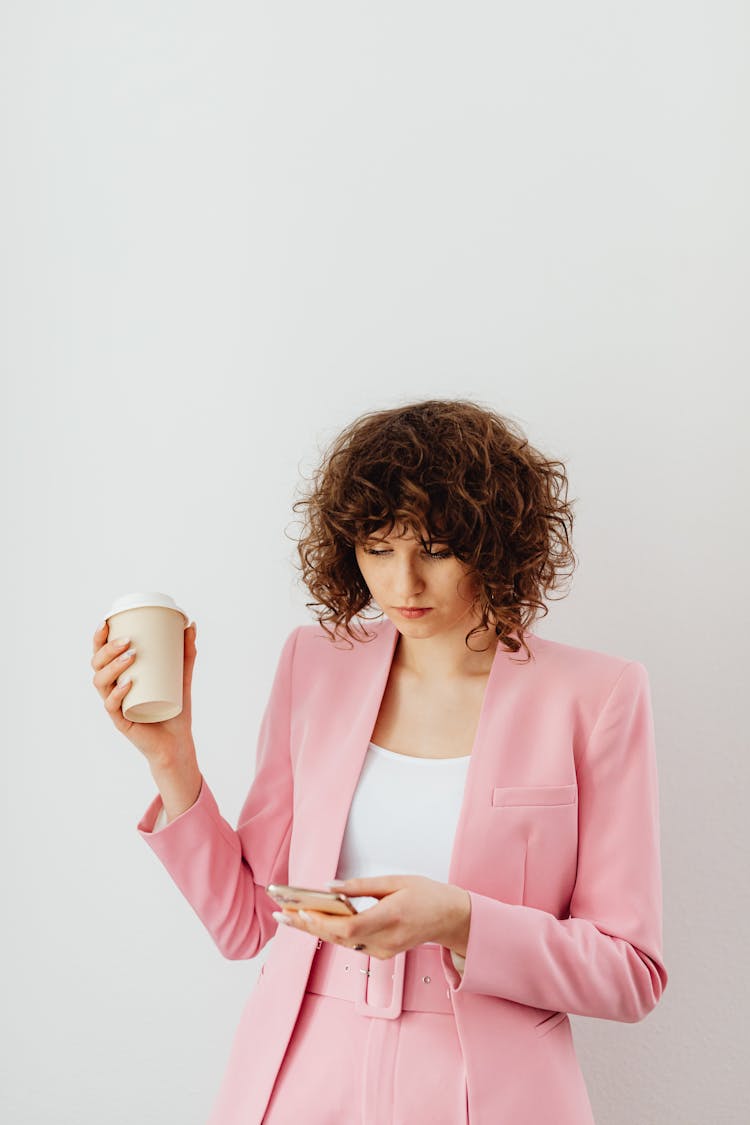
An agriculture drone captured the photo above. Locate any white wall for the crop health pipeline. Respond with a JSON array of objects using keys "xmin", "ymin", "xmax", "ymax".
[{"xmin": 2, "ymin": 2, "xmax": 747, "ymax": 1122}]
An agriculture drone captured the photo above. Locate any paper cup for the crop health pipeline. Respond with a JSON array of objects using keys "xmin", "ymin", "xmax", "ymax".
[{"xmin": 104, "ymin": 591, "xmax": 189, "ymax": 722}]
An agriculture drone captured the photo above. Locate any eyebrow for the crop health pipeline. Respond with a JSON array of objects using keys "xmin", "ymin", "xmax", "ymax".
[{"xmin": 363, "ymin": 535, "xmax": 445, "ymax": 546}]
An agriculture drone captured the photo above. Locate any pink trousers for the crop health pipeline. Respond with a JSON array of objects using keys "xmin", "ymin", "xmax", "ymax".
[{"xmin": 262, "ymin": 940, "xmax": 469, "ymax": 1125}]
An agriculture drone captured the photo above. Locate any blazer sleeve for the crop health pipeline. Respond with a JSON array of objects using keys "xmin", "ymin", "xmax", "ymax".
[
  {"xmin": 135, "ymin": 624, "xmax": 301, "ymax": 960},
  {"xmin": 444, "ymin": 660, "xmax": 668, "ymax": 1022}
]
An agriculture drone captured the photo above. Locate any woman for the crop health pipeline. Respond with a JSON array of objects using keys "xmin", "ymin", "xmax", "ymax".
[{"xmin": 90, "ymin": 398, "xmax": 668, "ymax": 1123}]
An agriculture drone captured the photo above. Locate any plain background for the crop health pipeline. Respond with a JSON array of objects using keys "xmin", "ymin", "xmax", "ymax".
[{"xmin": 2, "ymin": 2, "xmax": 747, "ymax": 1122}]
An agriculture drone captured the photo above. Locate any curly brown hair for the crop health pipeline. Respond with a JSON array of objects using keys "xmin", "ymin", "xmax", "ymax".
[{"xmin": 289, "ymin": 397, "xmax": 578, "ymax": 662}]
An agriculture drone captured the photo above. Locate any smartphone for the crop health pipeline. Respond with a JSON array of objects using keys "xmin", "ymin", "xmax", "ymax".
[{"xmin": 265, "ymin": 883, "xmax": 358, "ymax": 916}]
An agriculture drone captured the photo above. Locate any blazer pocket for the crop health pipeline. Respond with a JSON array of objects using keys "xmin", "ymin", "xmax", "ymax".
[{"xmin": 492, "ymin": 783, "xmax": 578, "ymax": 807}]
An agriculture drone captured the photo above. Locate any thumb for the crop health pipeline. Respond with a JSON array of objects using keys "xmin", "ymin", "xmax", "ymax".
[
  {"xmin": 325, "ymin": 875, "xmax": 404, "ymax": 898},
  {"xmin": 183, "ymin": 625, "xmax": 197, "ymax": 680}
]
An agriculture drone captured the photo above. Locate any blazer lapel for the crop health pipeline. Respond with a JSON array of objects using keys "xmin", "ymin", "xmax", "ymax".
[
  {"xmin": 293, "ymin": 617, "xmax": 400, "ymax": 887},
  {"xmin": 446, "ymin": 625, "xmax": 541, "ymax": 899}
]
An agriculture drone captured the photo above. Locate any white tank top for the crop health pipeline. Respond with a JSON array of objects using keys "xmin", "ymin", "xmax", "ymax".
[
  {"xmin": 334, "ymin": 741, "xmax": 470, "ymax": 975},
  {"xmin": 334, "ymin": 741, "xmax": 470, "ymax": 905}
]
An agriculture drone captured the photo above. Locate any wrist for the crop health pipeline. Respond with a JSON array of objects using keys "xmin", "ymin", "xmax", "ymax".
[
  {"xmin": 438, "ymin": 885, "xmax": 471, "ymax": 957},
  {"xmin": 149, "ymin": 751, "xmax": 202, "ymax": 823},
  {"xmin": 149, "ymin": 738, "xmax": 198, "ymax": 778}
]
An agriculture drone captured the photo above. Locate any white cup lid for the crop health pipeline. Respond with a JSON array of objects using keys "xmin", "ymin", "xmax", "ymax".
[{"xmin": 105, "ymin": 591, "xmax": 189, "ymax": 627}]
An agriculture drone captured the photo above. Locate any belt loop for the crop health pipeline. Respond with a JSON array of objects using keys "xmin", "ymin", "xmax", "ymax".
[{"xmin": 354, "ymin": 949, "xmax": 406, "ymax": 1019}]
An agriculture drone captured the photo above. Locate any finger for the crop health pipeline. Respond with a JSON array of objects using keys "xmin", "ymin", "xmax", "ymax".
[
  {"xmin": 276, "ymin": 909, "xmax": 308, "ymax": 932},
  {"xmin": 298, "ymin": 910, "xmax": 359, "ymax": 944},
  {"xmin": 104, "ymin": 674, "xmax": 133, "ymax": 728},
  {"xmin": 326, "ymin": 876, "xmax": 400, "ymax": 898},
  {"xmin": 91, "ymin": 632, "xmax": 133, "ymax": 673},
  {"xmin": 92, "ymin": 620, "xmax": 109, "ymax": 656},
  {"xmin": 288, "ymin": 909, "xmax": 323, "ymax": 933},
  {"xmin": 92, "ymin": 641, "xmax": 136, "ymax": 696}
]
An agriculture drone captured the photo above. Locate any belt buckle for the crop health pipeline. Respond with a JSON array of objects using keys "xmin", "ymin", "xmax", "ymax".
[{"xmin": 354, "ymin": 949, "xmax": 406, "ymax": 1019}]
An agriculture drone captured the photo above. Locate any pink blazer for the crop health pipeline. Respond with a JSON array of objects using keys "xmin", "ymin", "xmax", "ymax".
[{"xmin": 137, "ymin": 617, "xmax": 668, "ymax": 1124}]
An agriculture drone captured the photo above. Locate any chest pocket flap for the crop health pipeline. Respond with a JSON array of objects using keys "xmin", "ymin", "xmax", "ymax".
[{"xmin": 492, "ymin": 783, "xmax": 578, "ymax": 807}]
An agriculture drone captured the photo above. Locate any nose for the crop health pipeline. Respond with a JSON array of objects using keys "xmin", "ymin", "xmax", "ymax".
[{"xmin": 392, "ymin": 557, "xmax": 427, "ymax": 602}]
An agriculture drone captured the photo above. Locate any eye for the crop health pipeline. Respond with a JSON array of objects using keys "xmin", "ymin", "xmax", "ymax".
[{"xmin": 363, "ymin": 548, "xmax": 452, "ymax": 560}]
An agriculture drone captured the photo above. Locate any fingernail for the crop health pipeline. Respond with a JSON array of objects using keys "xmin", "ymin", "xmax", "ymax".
[
  {"xmin": 272, "ymin": 911, "xmax": 291, "ymax": 925},
  {"xmin": 298, "ymin": 910, "xmax": 312, "ymax": 922},
  {"xmin": 326, "ymin": 880, "xmax": 346, "ymax": 888}
]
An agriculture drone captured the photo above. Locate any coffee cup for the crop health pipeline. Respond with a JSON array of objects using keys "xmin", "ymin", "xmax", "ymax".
[{"xmin": 104, "ymin": 591, "xmax": 190, "ymax": 722}]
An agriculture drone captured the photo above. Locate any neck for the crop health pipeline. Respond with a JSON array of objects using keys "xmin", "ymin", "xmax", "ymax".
[{"xmin": 393, "ymin": 615, "xmax": 499, "ymax": 681}]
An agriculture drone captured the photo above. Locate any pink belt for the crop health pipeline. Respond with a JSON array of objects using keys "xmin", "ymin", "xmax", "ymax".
[{"xmin": 305, "ymin": 938, "xmax": 454, "ymax": 1019}]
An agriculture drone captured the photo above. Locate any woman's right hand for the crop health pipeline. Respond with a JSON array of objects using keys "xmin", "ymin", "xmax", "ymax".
[{"xmin": 91, "ymin": 618, "xmax": 199, "ymax": 770}]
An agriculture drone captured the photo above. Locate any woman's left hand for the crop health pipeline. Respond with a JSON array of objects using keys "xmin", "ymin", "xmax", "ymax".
[{"xmin": 273, "ymin": 874, "xmax": 471, "ymax": 960}]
